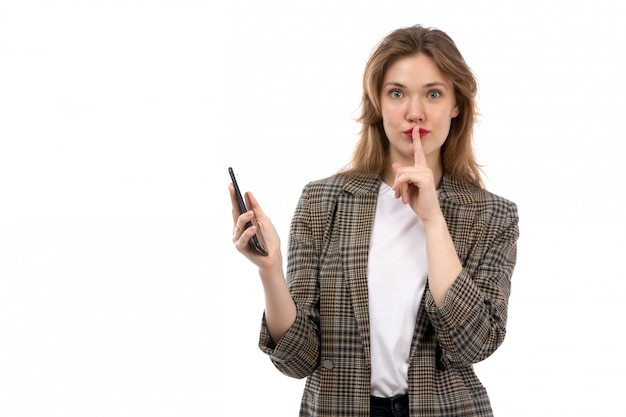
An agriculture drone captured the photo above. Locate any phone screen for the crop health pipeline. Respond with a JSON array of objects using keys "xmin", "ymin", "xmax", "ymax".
[{"xmin": 228, "ymin": 167, "xmax": 268, "ymax": 256}]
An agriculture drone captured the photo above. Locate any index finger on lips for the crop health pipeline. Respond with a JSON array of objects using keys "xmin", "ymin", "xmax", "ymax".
[{"xmin": 412, "ymin": 127, "xmax": 428, "ymax": 168}]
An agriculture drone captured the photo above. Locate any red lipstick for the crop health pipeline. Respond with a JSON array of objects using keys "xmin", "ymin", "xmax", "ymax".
[{"xmin": 405, "ymin": 128, "xmax": 429, "ymax": 139}]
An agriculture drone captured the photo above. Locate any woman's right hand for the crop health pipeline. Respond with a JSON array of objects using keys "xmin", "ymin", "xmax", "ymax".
[{"xmin": 229, "ymin": 184, "xmax": 283, "ymax": 273}]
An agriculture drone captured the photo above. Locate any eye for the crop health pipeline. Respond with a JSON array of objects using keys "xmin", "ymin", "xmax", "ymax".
[
  {"xmin": 428, "ymin": 90, "xmax": 441, "ymax": 99},
  {"xmin": 390, "ymin": 89, "xmax": 404, "ymax": 99}
]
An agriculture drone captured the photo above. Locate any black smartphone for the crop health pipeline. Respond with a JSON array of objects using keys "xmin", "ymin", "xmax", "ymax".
[{"xmin": 228, "ymin": 167, "xmax": 269, "ymax": 256}]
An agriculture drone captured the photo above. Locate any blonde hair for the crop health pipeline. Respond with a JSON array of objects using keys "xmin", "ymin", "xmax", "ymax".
[{"xmin": 342, "ymin": 25, "xmax": 483, "ymax": 187}]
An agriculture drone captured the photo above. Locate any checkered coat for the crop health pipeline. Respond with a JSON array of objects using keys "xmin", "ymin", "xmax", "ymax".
[{"xmin": 259, "ymin": 173, "xmax": 519, "ymax": 416}]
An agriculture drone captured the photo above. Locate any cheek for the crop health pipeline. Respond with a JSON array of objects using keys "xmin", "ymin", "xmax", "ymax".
[
  {"xmin": 381, "ymin": 105, "xmax": 401, "ymax": 126},
  {"xmin": 434, "ymin": 108, "xmax": 455, "ymax": 127},
  {"xmin": 380, "ymin": 109, "xmax": 392, "ymax": 130}
]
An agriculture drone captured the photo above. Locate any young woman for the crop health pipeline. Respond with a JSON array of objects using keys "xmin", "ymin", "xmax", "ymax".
[{"xmin": 230, "ymin": 25, "xmax": 519, "ymax": 417}]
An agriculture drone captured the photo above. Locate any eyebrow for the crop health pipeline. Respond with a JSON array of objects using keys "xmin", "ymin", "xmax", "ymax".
[{"xmin": 383, "ymin": 81, "xmax": 450, "ymax": 90}]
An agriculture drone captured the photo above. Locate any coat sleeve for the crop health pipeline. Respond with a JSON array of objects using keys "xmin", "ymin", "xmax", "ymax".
[
  {"xmin": 424, "ymin": 197, "xmax": 519, "ymax": 367},
  {"xmin": 258, "ymin": 183, "xmax": 321, "ymax": 379}
]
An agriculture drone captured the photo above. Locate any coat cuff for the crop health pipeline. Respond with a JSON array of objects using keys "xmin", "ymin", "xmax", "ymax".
[
  {"xmin": 259, "ymin": 310, "xmax": 309, "ymax": 365},
  {"xmin": 424, "ymin": 269, "xmax": 484, "ymax": 331}
]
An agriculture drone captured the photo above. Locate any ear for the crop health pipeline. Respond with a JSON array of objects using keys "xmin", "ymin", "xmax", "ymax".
[
  {"xmin": 452, "ymin": 97, "xmax": 461, "ymax": 118},
  {"xmin": 452, "ymin": 104, "xmax": 460, "ymax": 118}
]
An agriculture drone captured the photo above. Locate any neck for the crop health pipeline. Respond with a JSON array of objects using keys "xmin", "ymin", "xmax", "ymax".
[{"xmin": 431, "ymin": 162, "xmax": 444, "ymax": 189}]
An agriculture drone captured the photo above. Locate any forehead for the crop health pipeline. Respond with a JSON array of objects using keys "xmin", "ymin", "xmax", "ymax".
[{"xmin": 383, "ymin": 53, "xmax": 452, "ymax": 87}]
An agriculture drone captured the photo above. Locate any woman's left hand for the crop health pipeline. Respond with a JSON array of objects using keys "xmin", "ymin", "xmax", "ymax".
[{"xmin": 391, "ymin": 128, "xmax": 442, "ymax": 222}]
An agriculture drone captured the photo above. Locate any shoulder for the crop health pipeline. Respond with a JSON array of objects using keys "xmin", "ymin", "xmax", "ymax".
[
  {"xmin": 440, "ymin": 174, "xmax": 518, "ymax": 220},
  {"xmin": 440, "ymin": 175, "xmax": 519, "ymax": 249},
  {"xmin": 301, "ymin": 173, "xmax": 381, "ymax": 199}
]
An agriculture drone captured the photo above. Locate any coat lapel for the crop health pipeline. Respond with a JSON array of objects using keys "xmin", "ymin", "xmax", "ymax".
[
  {"xmin": 337, "ymin": 175, "xmax": 380, "ymax": 364},
  {"xmin": 408, "ymin": 174, "xmax": 477, "ymax": 360},
  {"xmin": 438, "ymin": 174, "xmax": 478, "ymax": 264}
]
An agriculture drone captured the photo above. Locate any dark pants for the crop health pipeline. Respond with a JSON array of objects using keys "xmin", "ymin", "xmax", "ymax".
[{"xmin": 370, "ymin": 394, "xmax": 409, "ymax": 417}]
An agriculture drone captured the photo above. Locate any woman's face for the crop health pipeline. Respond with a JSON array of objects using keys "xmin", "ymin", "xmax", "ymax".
[{"xmin": 380, "ymin": 53, "xmax": 459, "ymax": 170}]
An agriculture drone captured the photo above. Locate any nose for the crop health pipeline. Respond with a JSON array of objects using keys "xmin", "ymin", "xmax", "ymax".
[{"xmin": 406, "ymin": 98, "xmax": 425, "ymax": 122}]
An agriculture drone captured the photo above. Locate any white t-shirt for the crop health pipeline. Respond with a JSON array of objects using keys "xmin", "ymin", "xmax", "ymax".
[{"xmin": 368, "ymin": 182, "xmax": 428, "ymax": 397}]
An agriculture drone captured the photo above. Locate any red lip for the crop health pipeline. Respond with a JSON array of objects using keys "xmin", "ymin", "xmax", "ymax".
[{"xmin": 404, "ymin": 128, "xmax": 429, "ymax": 139}]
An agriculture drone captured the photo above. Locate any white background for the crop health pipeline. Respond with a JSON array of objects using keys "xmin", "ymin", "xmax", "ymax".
[{"xmin": 1, "ymin": 0, "xmax": 625, "ymax": 415}]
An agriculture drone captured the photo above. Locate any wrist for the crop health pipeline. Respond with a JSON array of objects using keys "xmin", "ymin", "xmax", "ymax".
[
  {"xmin": 258, "ymin": 258, "xmax": 284, "ymax": 282},
  {"xmin": 421, "ymin": 209, "xmax": 446, "ymax": 228}
]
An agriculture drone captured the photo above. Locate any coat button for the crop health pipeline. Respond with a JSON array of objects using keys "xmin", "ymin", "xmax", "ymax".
[{"xmin": 321, "ymin": 359, "xmax": 334, "ymax": 369}]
